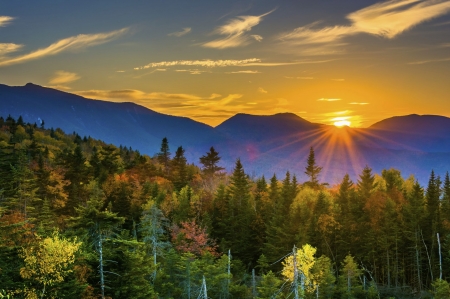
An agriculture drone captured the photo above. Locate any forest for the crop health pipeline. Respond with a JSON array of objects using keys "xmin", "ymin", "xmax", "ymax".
[{"xmin": 1, "ymin": 114, "xmax": 450, "ymax": 299}]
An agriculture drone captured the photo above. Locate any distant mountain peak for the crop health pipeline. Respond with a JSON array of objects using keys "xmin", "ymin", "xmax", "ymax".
[{"xmin": 24, "ymin": 82, "xmax": 42, "ymax": 88}]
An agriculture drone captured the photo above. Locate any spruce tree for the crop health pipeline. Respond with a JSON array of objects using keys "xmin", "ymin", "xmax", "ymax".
[
  {"xmin": 172, "ymin": 146, "xmax": 188, "ymax": 191},
  {"xmin": 157, "ymin": 137, "xmax": 171, "ymax": 175},
  {"xmin": 227, "ymin": 159, "xmax": 257, "ymax": 264},
  {"xmin": 304, "ymin": 147, "xmax": 322, "ymax": 189},
  {"xmin": 199, "ymin": 146, "xmax": 224, "ymax": 176}
]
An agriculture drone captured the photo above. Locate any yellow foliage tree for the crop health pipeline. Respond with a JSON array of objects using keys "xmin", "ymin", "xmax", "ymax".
[
  {"xmin": 19, "ymin": 232, "xmax": 81, "ymax": 299},
  {"xmin": 281, "ymin": 244, "xmax": 317, "ymax": 292}
]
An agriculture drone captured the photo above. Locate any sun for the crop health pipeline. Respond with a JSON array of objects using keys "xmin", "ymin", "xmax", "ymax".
[{"xmin": 334, "ymin": 120, "xmax": 351, "ymax": 127}]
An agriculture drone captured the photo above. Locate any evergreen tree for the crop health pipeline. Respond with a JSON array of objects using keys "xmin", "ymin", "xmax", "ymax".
[
  {"xmin": 304, "ymin": 147, "xmax": 322, "ymax": 189},
  {"xmin": 199, "ymin": 146, "xmax": 224, "ymax": 176},
  {"xmin": 227, "ymin": 159, "xmax": 257, "ymax": 265},
  {"xmin": 69, "ymin": 192, "xmax": 125, "ymax": 299},
  {"xmin": 357, "ymin": 165, "xmax": 376, "ymax": 200},
  {"xmin": 172, "ymin": 146, "xmax": 188, "ymax": 191},
  {"xmin": 157, "ymin": 137, "xmax": 171, "ymax": 175}
]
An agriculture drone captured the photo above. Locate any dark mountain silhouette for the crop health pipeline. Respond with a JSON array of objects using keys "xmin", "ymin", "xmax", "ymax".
[
  {"xmin": 1, "ymin": 83, "xmax": 449, "ymax": 184},
  {"xmin": 0, "ymin": 83, "xmax": 229, "ymax": 161}
]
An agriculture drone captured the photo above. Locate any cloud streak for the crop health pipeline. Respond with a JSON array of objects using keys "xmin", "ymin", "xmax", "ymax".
[
  {"xmin": 168, "ymin": 27, "xmax": 191, "ymax": 37},
  {"xmin": 0, "ymin": 16, "xmax": 14, "ymax": 27},
  {"xmin": 0, "ymin": 43, "xmax": 22, "ymax": 56},
  {"xmin": 227, "ymin": 70, "xmax": 260, "ymax": 74},
  {"xmin": 135, "ymin": 58, "xmax": 332, "ymax": 70},
  {"xmin": 0, "ymin": 27, "xmax": 129, "ymax": 67},
  {"xmin": 135, "ymin": 58, "xmax": 261, "ymax": 69},
  {"xmin": 280, "ymin": 0, "xmax": 450, "ymax": 51},
  {"xmin": 318, "ymin": 98, "xmax": 341, "ymax": 102},
  {"xmin": 49, "ymin": 71, "xmax": 80, "ymax": 85},
  {"xmin": 407, "ymin": 57, "xmax": 450, "ymax": 64},
  {"xmin": 202, "ymin": 9, "xmax": 274, "ymax": 49}
]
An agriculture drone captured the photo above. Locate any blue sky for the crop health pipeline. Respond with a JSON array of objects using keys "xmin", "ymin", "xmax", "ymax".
[{"xmin": 1, "ymin": 0, "xmax": 450, "ymax": 126}]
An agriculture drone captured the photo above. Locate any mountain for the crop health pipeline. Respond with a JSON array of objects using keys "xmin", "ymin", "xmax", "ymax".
[
  {"xmin": 0, "ymin": 83, "xmax": 228, "ymax": 161},
  {"xmin": 216, "ymin": 112, "xmax": 450, "ymax": 183},
  {"xmin": 1, "ymin": 83, "xmax": 449, "ymax": 184}
]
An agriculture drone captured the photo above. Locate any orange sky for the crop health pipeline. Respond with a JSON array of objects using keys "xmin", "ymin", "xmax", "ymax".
[{"xmin": 1, "ymin": 0, "xmax": 450, "ymax": 127}]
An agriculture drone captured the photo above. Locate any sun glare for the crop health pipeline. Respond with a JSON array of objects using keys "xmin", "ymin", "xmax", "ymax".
[{"xmin": 334, "ymin": 120, "xmax": 351, "ymax": 127}]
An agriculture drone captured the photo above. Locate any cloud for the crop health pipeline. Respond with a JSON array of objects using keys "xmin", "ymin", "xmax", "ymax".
[
  {"xmin": 317, "ymin": 98, "xmax": 341, "ymax": 102},
  {"xmin": 281, "ymin": 22, "xmax": 356, "ymax": 45},
  {"xmin": 407, "ymin": 57, "xmax": 450, "ymax": 64},
  {"xmin": 280, "ymin": 0, "xmax": 450, "ymax": 52},
  {"xmin": 332, "ymin": 78, "xmax": 345, "ymax": 81},
  {"xmin": 0, "ymin": 27, "xmax": 129, "ymax": 67},
  {"xmin": 323, "ymin": 110, "xmax": 352, "ymax": 116},
  {"xmin": 227, "ymin": 70, "xmax": 261, "ymax": 74},
  {"xmin": 285, "ymin": 76, "xmax": 314, "ymax": 79},
  {"xmin": 202, "ymin": 9, "xmax": 274, "ymax": 49},
  {"xmin": 135, "ymin": 58, "xmax": 261, "ymax": 69},
  {"xmin": 243, "ymin": 59, "xmax": 333, "ymax": 66},
  {"xmin": 135, "ymin": 58, "xmax": 331, "ymax": 70},
  {"xmin": 348, "ymin": 0, "xmax": 450, "ymax": 39},
  {"xmin": 0, "ymin": 43, "xmax": 22, "ymax": 56},
  {"xmin": 251, "ymin": 35, "xmax": 263, "ymax": 42},
  {"xmin": 49, "ymin": 71, "xmax": 80, "ymax": 85},
  {"xmin": 349, "ymin": 102, "xmax": 369, "ymax": 105},
  {"xmin": 168, "ymin": 27, "xmax": 192, "ymax": 37},
  {"xmin": 0, "ymin": 16, "xmax": 14, "ymax": 27},
  {"xmin": 258, "ymin": 87, "xmax": 268, "ymax": 93}
]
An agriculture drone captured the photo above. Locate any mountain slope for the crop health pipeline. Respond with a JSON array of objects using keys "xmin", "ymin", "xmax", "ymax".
[
  {"xmin": 1, "ymin": 83, "xmax": 450, "ymax": 184},
  {"xmin": 0, "ymin": 83, "xmax": 226, "ymax": 159}
]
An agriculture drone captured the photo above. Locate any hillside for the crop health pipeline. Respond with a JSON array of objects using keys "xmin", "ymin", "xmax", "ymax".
[{"xmin": 1, "ymin": 83, "xmax": 450, "ymax": 184}]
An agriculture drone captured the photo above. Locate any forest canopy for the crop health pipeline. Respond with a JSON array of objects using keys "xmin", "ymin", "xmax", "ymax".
[{"xmin": 0, "ymin": 115, "xmax": 450, "ymax": 298}]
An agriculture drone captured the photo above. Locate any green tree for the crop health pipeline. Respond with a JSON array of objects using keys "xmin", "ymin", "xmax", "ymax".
[
  {"xmin": 338, "ymin": 254, "xmax": 363, "ymax": 299},
  {"xmin": 157, "ymin": 137, "xmax": 170, "ymax": 175},
  {"xmin": 172, "ymin": 146, "xmax": 188, "ymax": 191},
  {"xmin": 69, "ymin": 191, "xmax": 125, "ymax": 299},
  {"xmin": 304, "ymin": 147, "xmax": 322, "ymax": 189},
  {"xmin": 199, "ymin": 146, "xmax": 224, "ymax": 176}
]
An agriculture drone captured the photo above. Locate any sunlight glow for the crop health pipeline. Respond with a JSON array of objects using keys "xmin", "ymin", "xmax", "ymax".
[{"xmin": 334, "ymin": 120, "xmax": 351, "ymax": 127}]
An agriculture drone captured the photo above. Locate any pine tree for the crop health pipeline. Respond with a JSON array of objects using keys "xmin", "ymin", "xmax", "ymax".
[
  {"xmin": 357, "ymin": 165, "xmax": 376, "ymax": 200},
  {"xmin": 199, "ymin": 146, "xmax": 224, "ymax": 176},
  {"xmin": 304, "ymin": 147, "xmax": 322, "ymax": 189},
  {"xmin": 157, "ymin": 137, "xmax": 171, "ymax": 175},
  {"xmin": 172, "ymin": 146, "xmax": 188, "ymax": 191},
  {"xmin": 69, "ymin": 193, "xmax": 125, "ymax": 299},
  {"xmin": 227, "ymin": 159, "xmax": 257, "ymax": 264}
]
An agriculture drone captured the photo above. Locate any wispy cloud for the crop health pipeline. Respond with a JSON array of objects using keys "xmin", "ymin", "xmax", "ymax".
[
  {"xmin": 135, "ymin": 58, "xmax": 331, "ymax": 70},
  {"xmin": 318, "ymin": 98, "xmax": 341, "ymax": 102},
  {"xmin": 227, "ymin": 70, "xmax": 261, "ymax": 74},
  {"xmin": 49, "ymin": 71, "xmax": 80, "ymax": 85},
  {"xmin": 75, "ymin": 89, "xmax": 221, "ymax": 103},
  {"xmin": 348, "ymin": 0, "xmax": 450, "ymax": 39},
  {"xmin": 168, "ymin": 27, "xmax": 191, "ymax": 37},
  {"xmin": 407, "ymin": 57, "xmax": 450, "ymax": 64},
  {"xmin": 0, "ymin": 27, "xmax": 129, "ymax": 67},
  {"xmin": 332, "ymin": 78, "xmax": 345, "ymax": 81},
  {"xmin": 0, "ymin": 16, "xmax": 14, "ymax": 27},
  {"xmin": 258, "ymin": 87, "xmax": 268, "ymax": 93},
  {"xmin": 202, "ymin": 9, "xmax": 274, "ymax": 49},
  {"xmin": 285, "ymin": 76, "xmax": 314, "ymax": 79},
  {"xmin": 251, "ymin": 35, "xmax": 263, "ymax": 42},
  {"xmin": 349, "ymin": 102, "xmax": 369, "ymax": 105},
  {"xmin": 0, "ymin": 43, "xmax": 22, "ymax": 56},
  {"xmin": 280, "ymin": 0, "xmax": 450, "ymax": 53},
  {"xmin": 135, "ymin": 58, "xmax": 261, "ymax": 70}
]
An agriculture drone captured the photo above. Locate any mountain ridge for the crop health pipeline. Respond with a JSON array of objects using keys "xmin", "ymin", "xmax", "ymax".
[{"xmin": 1, "ymin": 82, "xmax": 450, "ymax": 184}]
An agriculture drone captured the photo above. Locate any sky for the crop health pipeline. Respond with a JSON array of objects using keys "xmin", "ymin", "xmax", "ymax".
[{"xmin": 1, "ymin": 0, "xmax": 450, "ymax": 127}]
